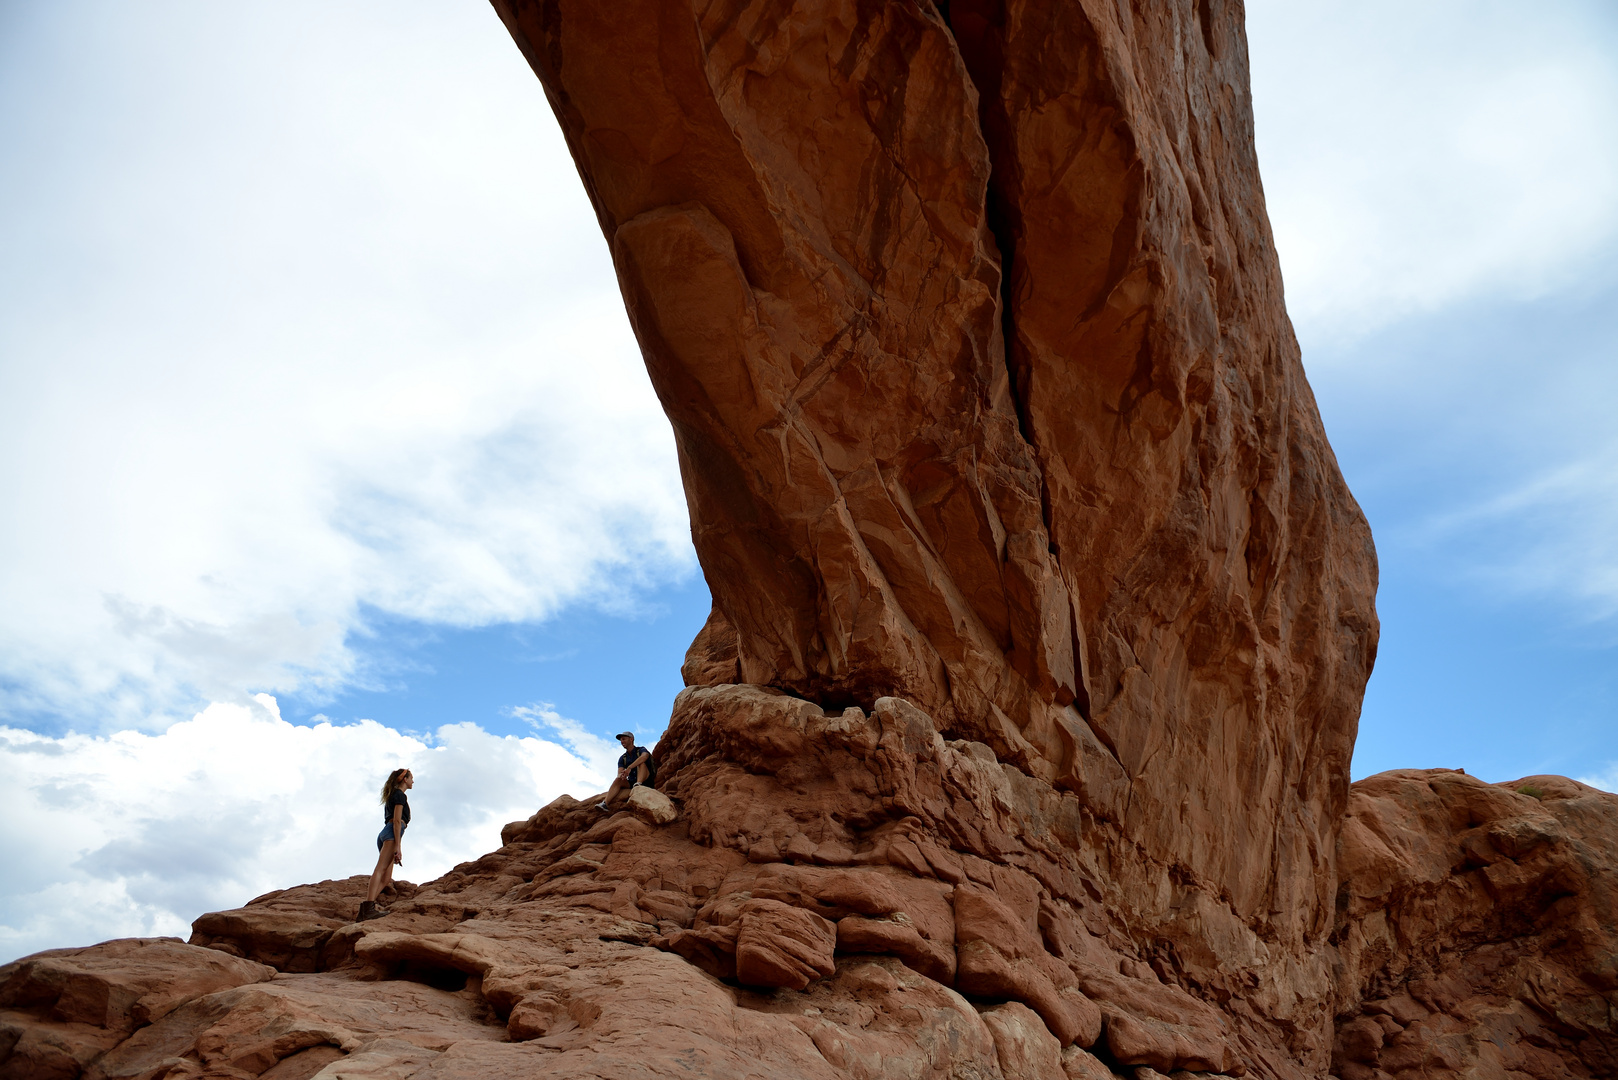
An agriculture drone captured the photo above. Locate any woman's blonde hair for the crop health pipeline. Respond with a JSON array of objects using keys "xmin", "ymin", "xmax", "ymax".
[{"xmin": 380, "ymin": 767, "xmax": 411, "ymax": 805}]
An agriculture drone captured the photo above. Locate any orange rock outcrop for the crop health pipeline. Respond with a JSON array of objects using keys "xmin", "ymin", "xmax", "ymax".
[
  {"xmin": 6, "ymin": 722, "xmax": 1613, "ymax": 1079},
  {"xmin": 3, "ymin": 2, "xmax": 1612, "ymax": 1080}
]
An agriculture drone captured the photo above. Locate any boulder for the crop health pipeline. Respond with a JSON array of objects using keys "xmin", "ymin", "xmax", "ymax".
[
  {"xmin": 1330, "ymin": 771, "xmax": 1618, "ymax": 1080},
  {"xmin": 0, "ymin": 938, "xmax": 275, "ymax": 1080},
  {"xmin": 835, "ymin": 916, "xmax": 954, "ymax": 984},
  {"xmin": 626, "ymin": 786, "xmax": 678, "ymax": 826},
  {"xmin": 981, "ymin": 1001, "xmax": 1066, "ymax": 1079},
  {"xmin": 733, "ymin": 899, "xmax": 837, "ymax": 991},
  {"xmin": 953, "ymin": 884, "xmax": 1099, "ymax": 1047},
  {"xmin": 1062, "ymin": 1045, "xmax": 1117, "ymax": 1080},
  {"xmin": 0, "ymin": 939, "xmax": 274, "ymax": 1033},
  {"xmin": 188, "ymin": 877, "xmax": 425, "ymax": 971}
]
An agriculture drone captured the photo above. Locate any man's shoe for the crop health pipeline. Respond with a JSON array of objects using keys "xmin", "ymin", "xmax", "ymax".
[{"xmin": 597, "ymin": 802, "xmax": 610, "ymax": 811}]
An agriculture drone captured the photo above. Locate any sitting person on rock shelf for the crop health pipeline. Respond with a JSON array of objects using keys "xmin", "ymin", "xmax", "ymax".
[
  {"xmin": 597, "ymin": 732, "xmax": 654, "ymax": 811},
  {"xmin": 359, "ymin": 767, "xmax": 412, "ymax": 922}
]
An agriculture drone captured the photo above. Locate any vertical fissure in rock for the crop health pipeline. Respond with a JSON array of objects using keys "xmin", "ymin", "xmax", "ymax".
[
  {"xmin": 934, "ymin": 2, "xmax": 1035, "ymax": 459},
  {"xmin": 938, "ymin": 0, "xmax": 1083, "ymax": 718},
  {"xmin": 1194, "ymin": 0, "xmax": 1219, "ymax": 58},
  {"xmin": 986, "ymin": 178, "xmax": 1035, "ymax": 459}
]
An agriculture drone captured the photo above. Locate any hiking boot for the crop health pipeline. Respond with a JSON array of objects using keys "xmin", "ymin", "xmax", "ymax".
[{"xmin": 357, "ymin": 900, "xmax": 390, "ymax": 922}]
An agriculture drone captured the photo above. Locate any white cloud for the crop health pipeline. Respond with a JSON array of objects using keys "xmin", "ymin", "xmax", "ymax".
[
  {"xmin": 0, "ymin": 3, "xmax": 692, "ymax": 729},
  {"xmin": 0, "ymin": 695, "xmax": 618, "ymax": 965},
  {"xmin": 508, "ymin": 702, "xmax": 625, "ymax": 779},
  {"xmin": 1248, "ymin": 0, "xmax": 1618, "ymax": 341},
  {"xmin": 5, "ymin": 2, "xmax": 1613, "ymax": 734},
  {"xmin": 1248, "ymin": 2, "xmax": 1618, "ymax": 627},
  {"xmin": 1575, "ymin": 765, "xmax": 1618, "ymax": 795}
]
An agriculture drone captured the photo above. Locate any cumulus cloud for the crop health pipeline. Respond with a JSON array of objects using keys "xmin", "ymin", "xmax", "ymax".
[
  {"xmin": 0, "ymin": 2, "xmax": 692, "ymax": 731},
  {"xmin": 0, "ymin": 695, "xmax": 622, "ymax": 965},
  {"xmin": 508, "ymin": 703, "xmax": 624, "ymax": 774},
  {"xmin": 1248, "ymin": 0, "xmax": 1618, "ymax": 341},
  {"xmin": 6, "ymin": 2, "xmax": 1614, "ymax": 732}
]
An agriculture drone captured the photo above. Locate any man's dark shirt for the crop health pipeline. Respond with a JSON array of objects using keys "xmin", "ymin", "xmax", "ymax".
[{"xmin": 619, "ymin": 746, "xmax": 651, "ymax": 775}]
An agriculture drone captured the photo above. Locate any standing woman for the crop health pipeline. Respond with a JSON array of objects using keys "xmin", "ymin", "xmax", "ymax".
[{"xmin": 359, "ymin": 767, "xmax": 412, "ymax": 922}]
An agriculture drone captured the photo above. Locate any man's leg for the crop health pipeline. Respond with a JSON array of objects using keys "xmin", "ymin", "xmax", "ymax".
[{"xmin": 598, "ymin": 777, "xmax": 625, "ymax": 810}]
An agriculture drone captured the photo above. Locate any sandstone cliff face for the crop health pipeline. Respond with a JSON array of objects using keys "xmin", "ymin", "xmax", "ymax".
[
  {"xmin": 1330, "ymin": 772, "xmax": 1618, "ymax": 1080},
  {"xmin": 4, "ymin": 3, "xmax": 1610, "ymax": 1080},
  {"xmin": 4, "ymin": 729, "xmax": 1613, "ymax": 1080},
  {"xmin": 493, "ymin": 0, "xmax": 1377, "ymax": 1005},
  {"xmin": 490, "ymin": 0, "xmax": 1376, "ymax": 1061}
]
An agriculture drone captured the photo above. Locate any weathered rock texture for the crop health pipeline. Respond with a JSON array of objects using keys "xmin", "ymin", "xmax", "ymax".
[
  {"xmin": 498, "ymin": 2, "xmax": 1379, "ymax": 962},
  {"xmin": 4, "ymin": 724, "xmax": 1613, "ymax": 1080},
  {"xmin": 4, "ymin": 2, "xmax": 1613, "ymax": 1080},
  {"xmin": 484, "ymin": 0, "xmax": 1382, "ymax": 1066},
  {"xmin": 1330, "ymin": 771, "xmax": 1618, "ymax": 1080}
]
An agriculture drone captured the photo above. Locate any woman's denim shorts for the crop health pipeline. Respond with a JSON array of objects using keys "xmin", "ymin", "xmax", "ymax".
[{"xmin": 377, "ymin": 824, "xmax": 396, "ymax": 850}]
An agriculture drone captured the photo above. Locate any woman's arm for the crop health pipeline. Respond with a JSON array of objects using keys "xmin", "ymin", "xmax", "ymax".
[{"xmin": 391, "ymin": 802, "xmax": 405, "ymax": 865}]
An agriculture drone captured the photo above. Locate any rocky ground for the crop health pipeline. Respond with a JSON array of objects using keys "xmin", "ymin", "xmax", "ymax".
[{"xmin": 4, "ymin": 687, "xmax": 1613, "ymax": 1080}]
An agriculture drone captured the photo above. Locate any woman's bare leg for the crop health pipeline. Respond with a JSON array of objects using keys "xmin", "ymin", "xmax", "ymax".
[
  {"xmin": 367, "ymin": 841, "xmax": 395, "ymax": 903},
  {"xmin": 381, "ymin": 842, "xmax": 400, "ymax": 892}
]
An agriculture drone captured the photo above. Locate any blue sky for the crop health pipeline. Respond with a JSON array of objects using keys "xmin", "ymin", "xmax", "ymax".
[
  {"xmin": 1310, "ymin": 274, "xmax": 1618, "ymax": 779},
  {"xmin": 1, "ymin": 0, "xmax": 1615, "ymax": 961}
]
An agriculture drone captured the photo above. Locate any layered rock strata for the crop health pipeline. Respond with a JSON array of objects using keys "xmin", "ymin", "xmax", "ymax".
[
  {"xmin": 1330, "ymin": 771, "xmax": 1617, "ymax": 1080},
  {"xmin": 3, "ymin": 693, "xmax": 1613, "ymax": 1080}
]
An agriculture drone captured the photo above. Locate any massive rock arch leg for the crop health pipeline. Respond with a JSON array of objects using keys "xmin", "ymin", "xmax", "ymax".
[{"xmin": 488, "ymin": 0, "xmax": 1378, "ymax": 1065}]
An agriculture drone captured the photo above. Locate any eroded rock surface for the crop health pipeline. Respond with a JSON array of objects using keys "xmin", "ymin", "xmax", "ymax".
[
  {"xmin": 0, "ymin": 939, "xmax": 274, "ymax": 1080},
  {"xmin": 3, "ymin": 694, "xmax": 1614, "ymax": 1080},
  {"xmin": 492, "ymin": 1, "xmax": 1379, "ymax": 977},
  {"xmin": 485, "ymin": 0, "xmax": 1378, "ymax": 1068},
  {"xmin": 4, "ymin": 1, "xmax": 1610, "ymax": 1079},
  {"xmin": 1330, "ymin": 772, "xmax": 1618, "ymax": 1080},
  {"xmin": 0, "ymin": 691, "xmax": 1268, "ymax": 1080}
]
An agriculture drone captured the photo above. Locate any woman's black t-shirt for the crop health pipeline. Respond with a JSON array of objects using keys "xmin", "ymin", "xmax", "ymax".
[{"xmin": 385, "ymin": 790, "xmax": 411, "ymax": 829}]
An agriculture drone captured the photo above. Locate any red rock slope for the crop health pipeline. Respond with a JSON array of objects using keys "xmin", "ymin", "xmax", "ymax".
[
  {"xmin": 3, "ymin": 2, "xmax": 1612, "ymax": 1079},
  {"xmin": 4, "ymin": 725, "xmax": 1613, "ymax": 1080}
]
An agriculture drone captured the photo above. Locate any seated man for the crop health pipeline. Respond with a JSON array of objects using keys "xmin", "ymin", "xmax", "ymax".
[{"xmin": 598, "ymin": 731, "xmax": 653, "ymax": 811}]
